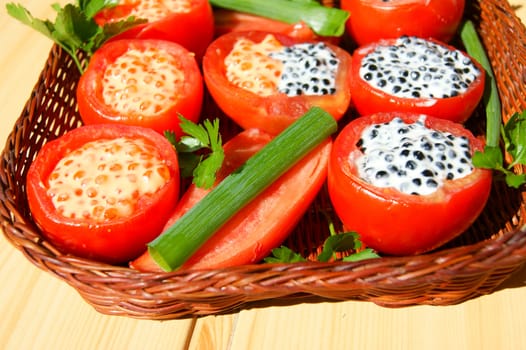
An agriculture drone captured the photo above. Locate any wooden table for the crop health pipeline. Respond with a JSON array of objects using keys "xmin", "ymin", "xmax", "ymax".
[{"xmin": 1, "ymin": 1, "xmax": 526, "ymax": 349}]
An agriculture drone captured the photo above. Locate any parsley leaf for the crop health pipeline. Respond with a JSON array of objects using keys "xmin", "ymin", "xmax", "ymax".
[
  {"xmin": 164, "ymin": 116, "xmax": 225, "ymax": 189},
  {"xmin": 342, "ymin": 248, "xmax": 380, "ymax": 262},
  {"xmin": 504, "ymin": 173, "xmax": 526, "ymax": 189},
  {"xmin": 264, "ymin": 217, "xmax": 380, "ymax": 264},
  {"xmin": 264, "ymin": 231, "xmax": 379, "ymax": 264},
  {"xmin": 502, "ymin": 111, "xmax": 526, "ymax": 167},
  {"xmin": 263, "ymin": 246, "xmax": 307, "ymax": 263},
  {"xmin": 473, "ymin": 146, "xmax": 503, "ymax": 169},
  {"xmin": 6, "ymin": 1, "xmax": 145, "ymax": 73},
  {"xmin": 79, "ymin": 0, "xmax": 119, "ymax": 19},
  {"xmin": 6, "ymin": 4, "xmax": 55, "ymax": 40},
  {"xmin": 317, "ymin": 233, "xmax": 362, "ymax": 262},
  {"xmin": 473, "ymin": 110, "xmax": 526, "ymax": 189}
]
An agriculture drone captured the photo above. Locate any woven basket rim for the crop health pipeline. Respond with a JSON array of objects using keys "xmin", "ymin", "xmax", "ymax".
[{"xmin": 1, "ymin": 0, "xmax": 526, "ymax": 319}]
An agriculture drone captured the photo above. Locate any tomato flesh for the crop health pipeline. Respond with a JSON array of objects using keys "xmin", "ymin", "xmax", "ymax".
[
  {"xmin": 203, "ymin": 31, "xmax": 352, "ymax": 135},
  {"xmin": 77, "ymin": 39, "xmax": 203, "ymax": 136},
  {"xmin": 327, "ymin": 112, "xmax": 492, "ymax": 255},
  {"xmin": 26, "ymin": 124, "xmax": 180, "ymax": 264},
  {"xmin": 131, "ymin": 128, "xmax": 332, "ymax": 271},
  {"xmin": 341, "ymin": 0, "xmax": 465, "ymax": 46},
  {"xmin": 95, "ymin": 0, "xmax": 214, "ymax": 60}
]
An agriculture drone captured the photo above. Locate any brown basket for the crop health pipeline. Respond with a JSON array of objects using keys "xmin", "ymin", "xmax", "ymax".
[{"xmin": 2, "ymin": 0, "xmax": 526, "ymax": 319}]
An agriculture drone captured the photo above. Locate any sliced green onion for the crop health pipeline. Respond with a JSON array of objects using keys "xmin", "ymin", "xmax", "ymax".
[
  {"xmin": 209, "ymin": 0, "xmax": 349, "ymax": 37},
  {"xmin": 460, "ymin": 20, "xmax": 502, "ymax": 148},
  {"xmin": 148, "ymin": 107, "xmax": 337, "ymax": 271}
]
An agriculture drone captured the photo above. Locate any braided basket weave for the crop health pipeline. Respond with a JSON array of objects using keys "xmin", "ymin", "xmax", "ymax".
[{"xmin": 1, "ymin": 0, "xmax": 526, "ymax": 319}]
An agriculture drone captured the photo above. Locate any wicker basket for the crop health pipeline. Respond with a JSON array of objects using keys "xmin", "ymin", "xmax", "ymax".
[{"xmin": 1, "ymin": 0, "xmax": 526, "ymax": 320}]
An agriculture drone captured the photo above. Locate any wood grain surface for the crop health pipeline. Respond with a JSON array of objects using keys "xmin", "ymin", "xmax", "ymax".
[{"xmin": 1, "ymin": 1, "xmax": 526, "ymax": 349}]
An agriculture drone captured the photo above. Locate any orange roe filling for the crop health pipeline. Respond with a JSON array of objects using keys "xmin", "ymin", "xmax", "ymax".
[
  {"xmin": 114, "ymin": 0, "xmax": 192, "ymax": 21},
  {"xmin": 224, "ymin": 34, "xmax": 284, "ymax": 96},
  {"xmin": 102, "ymin": 46, "xmax": 184, "ymax": 117},
  {"xmin": 47, "ymin": 137, "xmax": 170, "ymax": 222}
]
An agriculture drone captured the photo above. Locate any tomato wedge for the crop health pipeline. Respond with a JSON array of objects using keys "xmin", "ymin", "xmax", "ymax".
[
  {"xmin": 350, "ymin": 36, "xmax": 485, "ymax": 123},
  {"xmin": 202, "ymin": 31, "xmax": 352, "ymax": 135},
  {"xmin": 327, "ymin": 112, "xmax": 492, "ymax": 255},
  {"xmin": 94, "ymin": 0, "xmax": 214, "ymax": 60},
  {"xmin": 26, "ymin": 124, "xmax": 180, "ymax": 264},
  {"xmin": 77, "ymin": 39, "xmax": 203, "ymax": 136},
  {"xmin": 341, "ymin": 0, "xmax": 465, "ymax": 46},
  {"xmin": 131, "ymin": 128, "xmax": 332, "ymax": 271}
]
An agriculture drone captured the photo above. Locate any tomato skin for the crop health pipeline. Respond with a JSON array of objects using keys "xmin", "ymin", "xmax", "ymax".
[
  {"xmin": 341, "ymin": 0, "xmax": 465, "ymax": 46},
  {"xmin": 213, "ymin": 9, "xmax": 341, "ymax": 45},
  {"xmin": 202, "ymin": 31, "xmax": 352, "ymax": 135},
  {"xmin": 94, "ymin": 0, "xmax": 214, "ymax": 60},
  {"xmin": 327, "ymin": 112, "xmax": 492, "ymax": 256},
  {"xmin": 26, "ymin": 124, "xmax": 180, "ymax": 264},
  {"xmin": 350, "ymin": 37, "xmax": 485, "ymax": 124},
  {"xmin": 77, "ymin": 39, "xmax": 203, "ymax": 137},
  {"xmin": 131, "ymin": 128, "xmax": 332, "ymax": 271}
]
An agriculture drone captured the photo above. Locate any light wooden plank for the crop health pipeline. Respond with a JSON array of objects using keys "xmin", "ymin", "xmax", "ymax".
[
  {"xmin": 224, "ymin": 282, "xmax": 526, "ymax": 350},
  {"xmin": 0, "ymin": 243, "xmax": 196, "ymax": 350},
  {"xmin": 188, "ymin": 314, "xmax": 236, "ymax": 350}
]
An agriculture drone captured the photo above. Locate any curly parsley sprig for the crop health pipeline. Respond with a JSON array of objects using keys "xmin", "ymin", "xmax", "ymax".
[
  {"xmin": 264, "ymin": 216, "xmax": 380, "ymax": 264},
  {"xmin": 164, "ymin": 115, "xmax": 225, "ymax": 190},
  {"xmin": 472, "ymin": 110, "xmax": 526, "ymax": 188},
  {"xmin": 6, "ymin": 0, "xmax": 146, "ymax": 73}
]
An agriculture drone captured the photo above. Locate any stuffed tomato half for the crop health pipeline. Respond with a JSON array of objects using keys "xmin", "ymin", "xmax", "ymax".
[
  {"xmin": 131, "ymin": 128, "xmax": 332, "ymax": 271},
  {"xmin": 327, "ymin": 112, "xmax": 492, "ymax": 256},
  {"xmin": 26, "ymin": 124, "xmax": 180, "ymax": 264},
  {"xmin": 350, "ymin": 36, "xmax": 485, "ymax": 123},
  {"xmin": 94, "ymin": 0, "xmax": 214, "ymax": 60},
  {"xmin": 202, "ymin": 31, "xmax": 352, "ymax": 135},
  {"xmin": 77, "ymin": 39, "xmax": 203, "ymax": 137}
]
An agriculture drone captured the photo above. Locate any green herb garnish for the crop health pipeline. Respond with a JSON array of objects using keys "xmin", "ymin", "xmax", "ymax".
[
  {"xmin": 460, "ymin": 20, "xmax": 501, "ymax": 148},
  {"xmin": 209, "ymin": 0, "xmax": 349, "ymax": 37},
  {"xmin": 164, "ymin": 116, "xmax": 225, "ymax": 190},
  {"xmin": 460, "ymin": 20, "xmax": 526, "ymax": 188},
  {"xmin": 148, "ymin": 107, "xmax": 338, "ymax": 272},
  {"xmin": 472, "ymin": 111, "xmax": 526, "ymax": 188},
  {"xmin": 265, "ymin": 217, "xmax": 379, "ymax": 264},
  {"xmin": 263, "ymin": 246, "xmax": 307, "ymax": 263},
  {"xmin": 6, "ymin": 1, "xmax": 146, "ymax": 73}
]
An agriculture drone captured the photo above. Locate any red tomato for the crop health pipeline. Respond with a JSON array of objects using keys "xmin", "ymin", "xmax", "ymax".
[
  {"xmin": 26, "ymin": 124, "xmax": 180, "ymax": 264},
  {"xmin": 327, "ymin": 112, "xmax": 492, "ymax": 256},
  {"xmin": 77, "ymin": 39, "xmax": 203, "ymax": 137},
  {"xmin": 202, "ymin": 31, "xmax": 352, "ymax": 135},
  {"xmin": 131, "ymin": 128, "xmax": 332, "ymax": 271},
  {"xmin": 94, "ymin": 0, "xmax": 214, "ymax": 60},
  {"xmin": 213, "ymin": 9, "xmax": 340, "ymax": 44},
  {"xmin": 341, "ymin": 0, "xmax": 465, "ymax": 46},
  {"xmin": 350, "ymin": 36, "xmax": 485, "ymax": 123}
]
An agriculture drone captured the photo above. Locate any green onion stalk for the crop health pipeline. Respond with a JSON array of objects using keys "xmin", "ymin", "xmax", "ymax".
[
  {"xmin": 209, "ymin": 0, "xmax": 350, "ymax": 37},
  {"xmin": 148, "ymin": 107, "xmax": 338, "ymax": 271}
]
